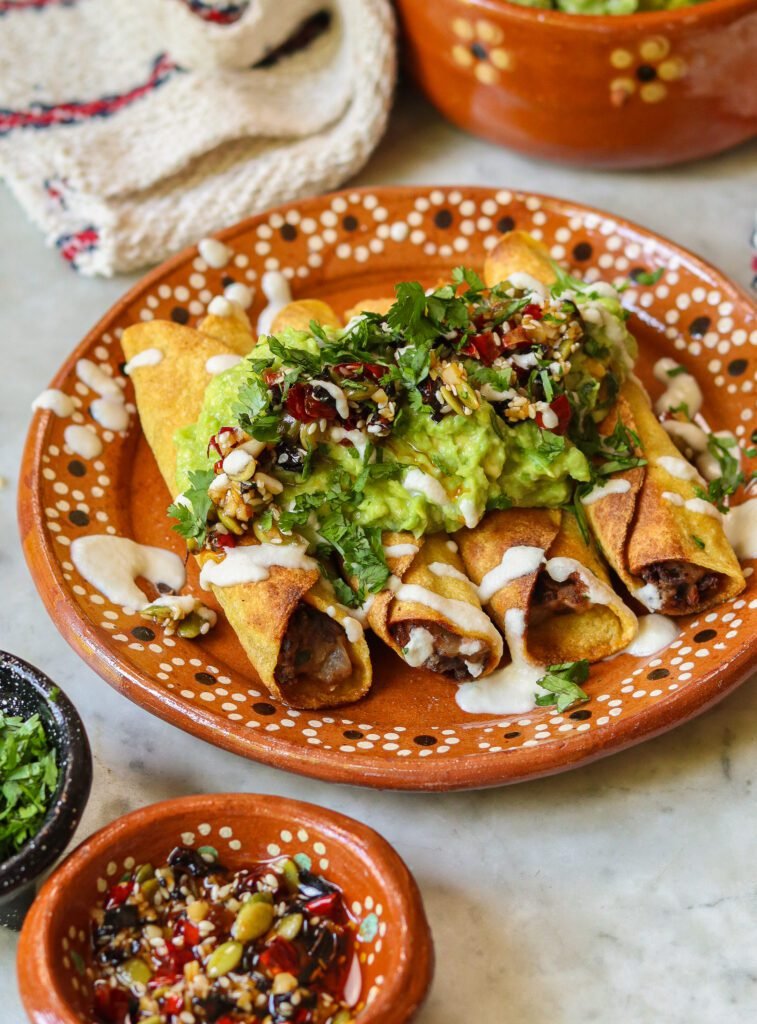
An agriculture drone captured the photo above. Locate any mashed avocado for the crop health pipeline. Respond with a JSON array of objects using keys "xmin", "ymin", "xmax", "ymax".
[{"xmin": 175, "ymin": 337, "xmax": 590, "ymax": 537}]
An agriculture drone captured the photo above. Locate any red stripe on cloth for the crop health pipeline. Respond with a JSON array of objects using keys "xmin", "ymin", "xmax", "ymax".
[
  {"xmin": 0, "ymin": 54, "xmax": 178, "ymax": 136},
  {"xmin": 0, "ymin": 0, "xmax": 76, "ymax": 13}
]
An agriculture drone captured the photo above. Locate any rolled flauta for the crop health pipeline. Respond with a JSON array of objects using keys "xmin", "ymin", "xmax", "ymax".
[
  {"xmin": 583, "ymin": 380, "xmax": 745, "ymax": 615},
  {"xmin": 367, "ymin": 533, "xmax": 503, "ymax": 680},
  {"xmin": 458, "ymin": 507, "xmax": 637, "ymax": 664},
  {"xmin": 122, "ymin": 320, "xmax": 372, "ymax": 708}
]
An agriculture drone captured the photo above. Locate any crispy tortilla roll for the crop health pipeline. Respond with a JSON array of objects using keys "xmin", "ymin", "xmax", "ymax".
[
  {"xmin": 457, "ymin": 508, "xmax": 637, "ymax": 664},
  {"xmin": 270, "ymin": 299, "xmax": 341, "ymax": 335},
  {"xmin": 484, "ymin": 230, "xmax": 556, "ymax": 288},
  {"xmin": 584, "ymin": 380, "xmax": 745, "ymax": 615},
  {"xmin": 367, "ymin": 533, "xmax": 503, "ymax": 681},
  {"xmin": 122, "ymin": 321, "xmax": 372, "ymax": 709},
  {"xmin": 198, "ymin": 305, "xmax": 255, "ymax": 355}
]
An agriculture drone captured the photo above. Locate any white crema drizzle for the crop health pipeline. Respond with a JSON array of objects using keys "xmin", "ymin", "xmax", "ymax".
[{"xmin": 71, "ymin": 535, "xmax": 186, "ymax": 611}]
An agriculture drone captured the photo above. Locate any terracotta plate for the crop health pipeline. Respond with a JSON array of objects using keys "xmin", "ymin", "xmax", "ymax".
[{"xmin": 19, "ymin": 186, "xmax": 757, "ymax": 791}]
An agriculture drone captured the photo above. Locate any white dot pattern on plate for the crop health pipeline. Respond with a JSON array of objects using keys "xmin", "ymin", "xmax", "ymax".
[{"xmin": 28, "ymin": 187, "xmax": 756, "ymax": 783}]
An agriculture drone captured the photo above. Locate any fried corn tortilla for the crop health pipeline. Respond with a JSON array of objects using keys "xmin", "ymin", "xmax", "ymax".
[
  {"xmin": 122, "ymin": 318, "xmax": 372, "ymax": 708},
  {"xmin": 458, "ymin": 507, "xmax": 637, "ymax": 664},
  {"xmin": 367, "ymin": 533, "xmax": 503, "ymax": 681},
  {"xmin": 584, "ymin": 379, "xmax": 745, "ymax": 615}
]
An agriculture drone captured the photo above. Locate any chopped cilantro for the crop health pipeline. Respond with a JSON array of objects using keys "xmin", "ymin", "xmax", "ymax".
[
  {"xmin": 168, "ymin": 469, "xmax": 215, "ymax": 546},
  {"xmin": 319, "ymin": 517, "xmax": 390, "ymax": 599},
  {"xmin": 0, "ymin": 711, "xmax": 59, "ymax": 860},
  {"xmin": 694, "ymin": 433, "xmax": 746, "ymax": 512},
  {"xmin": 666, "ymin": 365, "xmax": 688, "ymax": 378},
  {"xmin": 632, "ymin": 267, "xmax": 665, "ymax": 286},
  {"xmin": 534, "ymin": 660, "xmax": 590, "ymax": 712},
  {"xmin": 691, "ymin": 534, "xmax": 705, "ymax": 550}
]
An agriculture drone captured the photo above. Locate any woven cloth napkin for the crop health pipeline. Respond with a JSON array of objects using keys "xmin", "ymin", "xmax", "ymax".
[{"xmin": 0, "ymin": 0, "xmax": 396, "ymax": 275}]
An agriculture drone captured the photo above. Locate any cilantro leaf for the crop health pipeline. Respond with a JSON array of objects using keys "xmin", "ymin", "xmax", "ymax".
[
  {"xmin": 694, "ymin": 433, "xmax": 746, "ymax": 512},
  {"xmin": 168, "ymin": 469, "xmax": 215, "ymax": 546},
  {"xmin": 452, "ymin": 265, "xmax": 485, "ymax": 294},
  {"xmin": 0, "ymin": 711, "xmax": 59, "ymax": 860},
  {"xmin": 534, "ymin": 661, "xmax": 590, "ymax": 712},
  {"xmin": 319, "ymin": 516, "xmax": 390, "ymax": 598},
  {"xmin": 632, "ymin": 267, "xmax": 665, "ymax": 286}
]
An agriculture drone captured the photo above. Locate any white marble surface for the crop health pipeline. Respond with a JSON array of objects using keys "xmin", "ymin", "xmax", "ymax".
[{"xmin": 1, "ymin": 86, "xmax": 756, "ymax": 1022}]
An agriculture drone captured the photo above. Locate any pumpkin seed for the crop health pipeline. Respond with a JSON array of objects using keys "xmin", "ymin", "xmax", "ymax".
[
  {"xmin": 118, "ymin": 957, "xmax": 152, "ymax": 987},
  {"xmin": 232, "ymin": 900, "xmax": 274, "ymax": 943},
  {"xmin": 279, "ymin": 858, "xmax": 300, "ymax": 891},
  {"xmin": 275, "ymin": 912, "xmax": 303, "ymax": 941},
  {"xmin": 207, "ymin": 940, "xmax": 243, "ymax": 978}
]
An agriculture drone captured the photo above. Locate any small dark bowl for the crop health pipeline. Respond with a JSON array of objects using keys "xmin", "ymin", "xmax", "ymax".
[{"xmin": 0, "ymin": 651, "xmax": 92, "ymax": 929}]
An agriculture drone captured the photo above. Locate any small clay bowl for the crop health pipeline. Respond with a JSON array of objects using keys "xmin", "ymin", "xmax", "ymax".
[
  {"xmin": 0, "ymin": 652, "xmax": 92, "ymax": 930},
  {"xmin": 395, "ymin": 0, "xmax": 757, "ymax": 168},
  {"xmin": 17, "ymin": 793, "xmax": 434, "ymax": 1024}
]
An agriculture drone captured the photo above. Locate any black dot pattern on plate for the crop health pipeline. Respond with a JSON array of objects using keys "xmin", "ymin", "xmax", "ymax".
[
  {"xmin": 157, "ymin": 582, "xmax": 174, "ymax": 594},
  {"xmin": 648, "ymin": 668, "xmax": 670, "ymax": 680},
  {"xmin": 280, "ymin": 224, "xmax": 297, "ymax": 242},
  {"xmin": 689, "ymin": 316, "xmax": 711, "ymax": 337},
  {"xmin": 504, "ymin": 731, "xmax": 520, "ymax": 739},
  {"xmin": 434, "ymin": 209, "xmax": 453, "ymax": 229},
  {"xmin": 343, "ymin": 729, "xmax": 363, "ymax": 740},
  {"xmin": 572, "ymin": 241, "xmax": 592, "ymax": 262},
  {"xmin": 68, "ymin": 509, "xmax": 89, "ymax": 527},
  {"xmin": 194, "ymin": 671, "xmax": 216, "ymax": 686},
  {"xmin": 570, "ymin": 709, "xmax": 592, "ymax": 721},
  {"xmin": 253, "ymin": 702, "xmax": 276, "ymax": 716},
  {"xmin": 131, "ymin": 626, "xmax": 155, "ymax": 642},
  {"xmin": 728, "ymin": 358, "xmax": 747, "ymax": 376},
  {"xmin": 118, "ymin": 361, "xmax": 127, "ymax": 375},
  {"xmin": 636, "ymin": 64, "xmax": 657, "ymax": 82},
  {"xmin": 342, "ymin": 215, "xmax": 358, "ymax": 232},
  {"xmin": 413, "ymin": 734, "xmax": 437, "ymax": 746},
  {"xmin": 171, "ymin": 306, "xmax": 190, "ymax": 325},
  {"xmin": 751, "ymin": 429, "xmax": 757, "ymax": 445},
  {"xmin": 68, "ymin": 460, "xmax": 86, "ymax": 477},
  {"xmin": 497, "ymin": 215, "xmax": 515, "ymax": 234},
  {"xmin": 221, "ymin": 274, "xmax": 235, "ymax": 288},
  {"xmin": 471, "ymin": 42, "xmax": 487, "ymax": 60},
  {"xmin": 694, "ymin": 629, "xmax": 717, "ymax": 643}
]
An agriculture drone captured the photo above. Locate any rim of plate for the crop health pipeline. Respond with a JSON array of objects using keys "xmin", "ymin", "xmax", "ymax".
[{"xmin": 18, "ymin": 185, "xmax": 757, "ymax": 791}]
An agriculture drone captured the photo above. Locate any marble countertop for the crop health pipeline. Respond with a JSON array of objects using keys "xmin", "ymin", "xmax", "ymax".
[{"xmin": 2, "ymin": 86, "xmax": 756, "ymax": 1023}]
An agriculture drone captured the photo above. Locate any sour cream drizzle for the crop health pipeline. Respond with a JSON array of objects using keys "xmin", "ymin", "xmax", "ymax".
[
  {"xmin": 580, "ymin": 479, "xmax": 631, "ymax": 505},
  {"xmin": 71, "ymin": 535, "xmax": 186, "ymax": 611},
  {"xmin": 32, "ymin": 389, "xmax": 74, "ymax": 417},
  {"xmin": 620, "ymin": 614, "xmax": 679, "ymax": 657},
  {"xmin": 257, "ymin": 271, "xmax": 292, "ymax": 336},
  {"xmin": 199, "ymin": 543, "xmax": 317, "ymax": 589},
  {"xmin": 477, "ymin": 546, "xmax": 545, "ymax": 603},
  {"xmin": 91, "ymin": 396, "xmax": 130, "ymax": 432},
  {"xmin": 456, "ymin": 608, "xmax": 547, "ymax": 715},
  {"xmin": 329, "ymin": 426, "xmax": 370, "ymax": 458},
  {"xmin": 395, "ymin": 584, "xmax": 502, "ymax": 648},
  {"xmin": 384, "ymin": 543, "xmax": 419, "ymax": 558},
  {"xmin": 544, "ymin": 557, "xmax": 617, "ymax": 608},
  {"xmin": 403, "ymin": 468, "xmax": 449, "ymax": 507},
  {"xmin": 402, "ymin": 626, "xmax": 436, "ymax": 667},
  {"xmin": 724, "ymin": 499, "xmax": 757, "ymax": 560},
  {"xmin": 316, "ymin": 380, "xmax": 349, "ymax": 419},
  {"xmin": 428, "ymin": 562, "xmax": 470, "ymax": 584},
  {"xmin": 206, "ymin": 354, "xmax": 242, "ymax": 376},
  {"xmin": 653, "ymin": 358, "xmax": 703, "ymax": 418},
  {"xmin": 64, "ymin": 424, "xmax": 102, "ymax": 460},
  {"xmin": 657, "ymin": 455, "xmax": 702, "ymax": 483},
  {"xmin": 661, "ymin": 491, "xmax": 722, "ymax": 519},
  {"xmin": 633, "ymin": 583, "xmax": 663, "ymax": 612},
  {"xmin": 76, "ymin": 358, "xmax": 120, "ymax": 397},
  {"xmin": 124, "ymin": 348, "xmax": 163, "ymax": 374}
]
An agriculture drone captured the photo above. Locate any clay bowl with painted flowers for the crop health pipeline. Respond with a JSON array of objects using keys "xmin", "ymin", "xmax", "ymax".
[
  {"xmin": 16, "ymin": 793, "xmax": 434, "ymax": 1024},
  {"xmin": 395, "ymin": 0, "xmax": 757, "ymax": 168}
]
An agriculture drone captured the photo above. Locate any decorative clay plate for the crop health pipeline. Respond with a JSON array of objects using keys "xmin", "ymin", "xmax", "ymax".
[{"xmin": 19, "ymin": 186, "xmax": 757, "ymax": 791}]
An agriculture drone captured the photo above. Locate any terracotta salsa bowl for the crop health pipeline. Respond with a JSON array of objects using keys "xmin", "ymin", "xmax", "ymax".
[
  {"xmin": 17, "ymin": 794, "xmax": 433, "ymax": 1024},
  {"xmin": 395, "ymin": 0, "xmax": 757, "ymax": 168}
]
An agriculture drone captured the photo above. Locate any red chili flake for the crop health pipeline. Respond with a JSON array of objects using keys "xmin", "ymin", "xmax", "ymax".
[
  {"xmin": 536, "ymin": 393, "xmax": 572, "ymax": 435},
  {"xmin": 285, "ymin": 382, "xmax": 337, "ymax": 424},
  {"xmin": 215, "ymin": 532, "xmax": 237, "ymax": 549},
  {"xmin": 161, "ymin": 943, "xmax": 195, "ymax": 973},
  {"xmin": 462, "ymin": 331, "xmax": 500, "ymax": 365},
  {"xmin": 105, "ymin": 881, "xmax": 133, "ymax": 908},
  {"xmin": 259, "ymin": 936, "xmax": 300, "ymax": 975},
  {"xmin": 207, "ymin": 426, "xmax": 237, "ymax": 456},
  {"xmin": 162, "ymin": 991, "xmax": 184, "ymax": 1015},
  {"xmin": 523, "ymin": 303, "xmax": 543, "ymax": 320},
  {"xmin": 173, "ymin": 917, "xmax": 200, "ymax": 947},
  {"xmin": 304, "ymin": 892, "xmax": 340, "ymax": 917},
  {"xmin": 148, "ymin": 972, "xmax": 181, "ymax": 990},
  {"xmin": 213, "ymin": 458, "xmax": 224, "ymax": 474},
  {"xmin": 500, "ymin": 326, "xmax": 533, "ymax": 351},
  {"xmin": 216, "ymin": 1017, "xmax": 238, "ymax": 1024},
  {"xmin": 93, "ymin": 983, "xmax": 132, "ymax": 1024},
  {"xmin": 263, "ymin": 368, "xmax": 283, "ymax": 386}
]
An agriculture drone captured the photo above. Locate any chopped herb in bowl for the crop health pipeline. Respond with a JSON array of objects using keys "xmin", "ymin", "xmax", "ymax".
[{"xmin": 0, "ymin": 710, "xmax": 59, "ymax": 862}]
